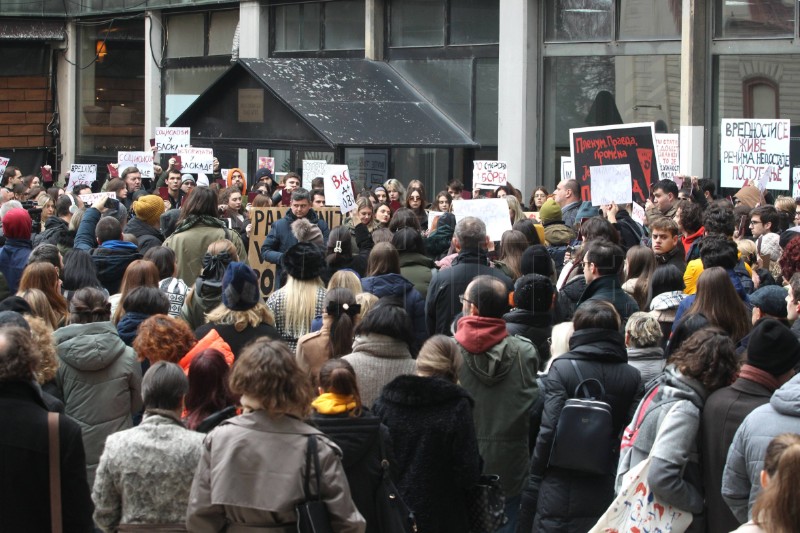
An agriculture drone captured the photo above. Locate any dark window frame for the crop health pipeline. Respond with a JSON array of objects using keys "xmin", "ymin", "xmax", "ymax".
[
  {"xmin": 743, "ymin": 76, "xmax": 780, "ymax": 118},
  {"xmin": 268, "ymin": 0, "xmax": 366, "ymax": 56}
]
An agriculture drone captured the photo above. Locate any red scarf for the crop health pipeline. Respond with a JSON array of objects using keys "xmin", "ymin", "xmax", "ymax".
[
  {"xmin": 681, "ymin": 226, "xmax": 704, "ymax": 259},
  {"xmin": 455, "ymin": 315, "xmax": 509, "ymax": 353},
  {"xmin": 738, "ymin": 364, "xmax": 781, "ymax": 392}
]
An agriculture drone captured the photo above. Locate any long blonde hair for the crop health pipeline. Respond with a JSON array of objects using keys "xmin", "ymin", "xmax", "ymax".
[
  {"xmin": 283, "ymin": 276, "xmax": 324, "ymax": 337},
  {"xmin": 206, "ymin": 302, "xmax": 275, "ymax": 332}
]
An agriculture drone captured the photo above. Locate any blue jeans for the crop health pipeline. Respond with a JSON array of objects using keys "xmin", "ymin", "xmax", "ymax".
[{"xmin": 496, "ymin": 494, "xmax": 521, "ymax": 533}]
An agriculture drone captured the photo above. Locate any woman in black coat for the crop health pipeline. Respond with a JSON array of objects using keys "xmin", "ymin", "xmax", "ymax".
[{"xmin": 373, "ymin": 335, "xmax": 482, "ymax": 533}]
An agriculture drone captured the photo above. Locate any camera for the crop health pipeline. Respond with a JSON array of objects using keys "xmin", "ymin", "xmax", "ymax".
[{"xmin": 20, "ymin": 200, "xmax": 43, "ymax": 234}]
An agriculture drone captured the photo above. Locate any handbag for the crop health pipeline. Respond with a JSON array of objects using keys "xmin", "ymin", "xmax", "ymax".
[
  {"xmin": 588, "ymin": 404, "xmax": 693, "ymax": 533},
  {"xmin": 374, "ymin": 431, "xmax": 418, "ymax": 533},
  {"xmin": 296, "ymin": 435, "xmax": 334, "ymax": 533},
  {"xmin": 48, "ymin": 412, "xmax": 62, "ymax": 533},
  {"xmin": 466, "ymin": 474, "xmax": 507, "ymax": 533},
  {"xmin": 548, "ymin": 360, "xmax": 616, "ymax": 475}
]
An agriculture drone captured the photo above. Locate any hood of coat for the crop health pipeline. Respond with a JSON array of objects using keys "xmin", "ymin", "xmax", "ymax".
[
  {"xmin": 126, "ymin": 216, "xmax": 165, "ymax": 241},
  {"xmin": 657, "ymin": 364, "xmax": 707, "ymax": 409},
  {"xmin": 566, "ymin": 328, "xmax": 628, "ymax": 363},
  {"xmin": 54, "ymin": 321, "xmax": 130, "ymax": 372},
  {"xmin": 350, "ymin": 333, "xmax": 412, "ymax": 359},
  {"xmin": 399, "ymin": 251, "xmax": 434, "ymax": 269},
  {"xmin": 771, "ymin": 372, "xmax": 800, "ymax": 417},
  {"xmin": 455, "ymin": 315, "xmax": 509, "ymax": 354},
  {"xmin": 310, "ymin": 410, "xmax": 382, "ymax": 469},
  {"xmin": 626, "ymin": 346, "xmax": 664, "ymax": 361},
  {"xmin": 543, "ymin": 223, "xmax": 576, "ymax": 246},
  {"xmin": 379, "ymin": 374, "xmax": 474, "ymax": 408},
  {"xmin": 459, "ymin": 335, "xmax": 527, "ymax": 386},
  {"xmin": 503, "ymin": 308, "xmax": 552, "ymax": 328},
  {"xmin": 361, "ymin": 273, "xmax": 414, "ymax": 299}
]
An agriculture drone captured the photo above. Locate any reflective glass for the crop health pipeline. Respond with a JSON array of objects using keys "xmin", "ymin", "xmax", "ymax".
[
  {"xmin": 545, "ymin": 0, "xmax": 614, "ymax": 42},
  {"xmin": 451, "ymin": 0, "xmax": 499, "ymax": 44},
  {"xmin": 390, "ymin": 0, "xmax": 445, "ymax": 47},
  {"xmin": 715, "ymin": 0, "xmax": 794, "ymax": 38},
  {"xmin": 619, "ymin": 0, "xmax": 681, "ymax": 39},
  {"xmin": 166, "ymin": 14, "xmax": 204, "ymax": 58},
  {"xmin": 209, "ymin": 10, "xmax": 239, "ymax": 56},
  {"xmin": 275, "ymin": 3, "xmax": 321, "ymax": 51},
  {"xmin": 325, "ymin": 0, "xmax": 365, "ymax": 50}
]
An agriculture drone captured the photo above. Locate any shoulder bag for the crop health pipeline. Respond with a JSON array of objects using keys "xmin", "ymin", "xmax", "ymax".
[
  {"xmin": 466, "ymin": 474, "xmax": 507, "ymax": 533},
  {"xmin": 296, "ymin": 435, "xmax": 334, "ymax": 533},
  {"xmin": 374, "ymin": 431, "xmax": 418, "ymax": 533},
  {"xmin": 48, "ymin": 412, "xmax": 62, "ymax": 533}
]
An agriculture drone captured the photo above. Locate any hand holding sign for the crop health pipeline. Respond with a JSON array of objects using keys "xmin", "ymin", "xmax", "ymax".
[
  {"xmin": 177, "ymin": 147, "xmax": 214, "ymax": 173},
  {"xmin": 590, "ymin": 164, "xmax": 633, "ymax": 207},
  {"xmin": 155, "ymin": 127, "xmax": 190, "ymax": 154},
  {"xmin": 473, "ymin": 161, "xmax": 508, "ymax": 188}
]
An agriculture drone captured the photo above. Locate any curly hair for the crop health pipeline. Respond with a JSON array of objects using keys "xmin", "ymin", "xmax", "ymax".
[
  {"xmin": 229, "ymin": 339, "xmax": 313, "ymax": 418},
  {"xmin": 624, "ymin": 312, "xmax": 663, "ymax": 348},
  {"xmin": 0, "ymin": 327, "xmax": 40, "ymax": 382},
  {"xmin": 780, "ymin": 237, "xmax": 800, "ymax": 281},
  {"xmin": 667, "ymin": 326, "xmax": 738, "ymax": 393},
  {"xmin": 133, "ymin": 314, "xmax": 196, "ymax": 363},
  {"xmin": 25, "ymin": 315, "xmax": 57, "ymax": 384}
]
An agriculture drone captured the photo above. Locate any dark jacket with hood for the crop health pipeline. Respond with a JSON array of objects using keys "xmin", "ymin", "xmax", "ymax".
[
  {"xmin": 503, "ymin": 308, "xmax": 552, "ymax": 371},
  {"xmin": 260, "ymin": 208, "xmax": 330, "ymax": 289},
  {"xmin": 33, "ymin": 215, "xmax": 75, "ymax": 254},
  {"xmin": 125, "ymin": 216, "xmax": 165, "ymax": 255},
  {"xmin": 519, "ymin": 328, "xmax": 641, "ymax": 533},
  {"xmin": 398, "ymin": 251, "xmax": 434, "ymax": 299},
  {"xmin": 373, "ymin": 375, "xmax": 482, "ymax": 533},
  {"xmin": 555, "ymin": 271, "xmax": 586, "ymax": 323},
  {"xmin": 612, "ymin": 209, "xmax": 647, "ymax": 251},
  {"xmin": 0, "ymin": 237, "xmax": 32, "ymax": 293},
  {"xmin": 362, "ymin": 272, "xmax": 427, "ymax": 349},
  {"xmin": 576, "ymin": 274, "xmax": 640, "ymax": 327}
]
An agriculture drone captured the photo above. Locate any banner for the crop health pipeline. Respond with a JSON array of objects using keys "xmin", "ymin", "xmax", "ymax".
[
  {"xmin": 154, "ymin": 127, "xmax": 190, "ymax": 153},
  {"xmin": 302, "ymin": 160, "xmax": 327, "ymax": 191},
  {"xmin": 570, "ymin": 122, "xmax": 659, "ymax": 204},
  {"xmin": 323, "ymin": 164, "xmax": 357, "ymax": 214},
  {"xmin": 473, "ymin": 161, "xmax": 508, "ymax": 189},
  {"xmin": 452, "ymin": 198, "xmax": 512, "ymax": 241},
  {"xmin": 79, "ymin": 192, "xmax": 116, "ymax": 206},
  {"xmin": 654, "ymin": 133, "xmax": 680, "ymax": 182},
  {"xmin": 67, "ymin": 164, "xmax": 97, "ymax": 191},
  {"xmin": 720, "ymin": 118, "xmax": 790, "ymax": 190},
  {"xmin": 560, "ymin": 157, "xmax": 575, "ymax": 182},
  {"xmin": 118, "ymin": 151, "xmax": 154, "ymax": 179},
  {"xmin": 177, "ymin": 147, "xmax": 214, "ymax": 173},
  {"xmin": 247, "ymin": 207, "xmax": 345, "ymax": 297},
  {"xmin": 590, "ymin": 164, "xmax": 633, "ymax": 206}
]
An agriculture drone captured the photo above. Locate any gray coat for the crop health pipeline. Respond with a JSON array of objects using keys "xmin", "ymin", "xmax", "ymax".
[
  {"xmin": 722, "ymin": 373, "xmax": 800, "ymax": 523},
  {"xmin": 342, "ymin": 334, "xmax": 416, "ymax": 408},
  {"xmin": 54, "ymin": 321, "xmax": 143, "ymax": 486},
  {"xmin": 626, "ymin": 346, "xmax": 665, "ymax": 388}
]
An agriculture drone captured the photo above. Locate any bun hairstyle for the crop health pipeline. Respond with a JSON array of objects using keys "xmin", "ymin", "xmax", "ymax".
[
  {"xmin": 68, "ymin": 287, "xmax": 111, "ymax": 324},
  {"xmin": 318, "ymin": 358, "xmax": 362, "ymax": 417},
  {"xmin": 416, "ymin": 334, "xmax": 462, "ymax": 383}
]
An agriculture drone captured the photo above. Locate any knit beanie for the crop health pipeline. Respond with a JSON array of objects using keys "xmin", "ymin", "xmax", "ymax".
[
  {"xmin": 282, "ymin": 242, "xmax": 324, "ymax": 281},
  {"xmin": 756, "ymin": 232, "xmax": 781, "ymax": 262},
  {"xmin": 538, "ymin": 199, "xmax": 563, "ymax": 224},
  {"xmin": 133, "ymin": 195, "xmax": 166, "ymax": 226},
  {"xmin": 221, "ymin": 262, "xmax": 262, "ymax": 311},
  {"xmin": 747, "ymin": 318, "xmax": 800, "ymax": 375},
  {"xmin": 2, "ymin": 208, "xmax": 32, "ymax": 239},
  {"xmin": 521, "ymin": 245, "xmax": 554, "ymax": 277}
]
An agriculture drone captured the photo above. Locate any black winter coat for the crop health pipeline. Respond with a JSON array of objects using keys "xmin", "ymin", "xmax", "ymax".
[
  {"xmin": 519, "ymin": 328, "xmax": 641, "ymax": 533},
  {"xmin": 33, "ymin": 216, "xmax": 72, "ymax": 249},
  {"xmin": 125, "ymin": 216, "xmax": 165, "ymax": 255},
  {"xmin": 554, "ymin": 273, "xmax": 586, "ymax": 323},
  {"xmin": 503, "ymin": 308, "xmax": 552, "ymax": 370},
  {"xmin": 373, "ymin": 375, "xmax": 482, "ymax": 533},
  {"xmin": 612, "ymin": 210, "xmax": 646, "ymax": 251}
]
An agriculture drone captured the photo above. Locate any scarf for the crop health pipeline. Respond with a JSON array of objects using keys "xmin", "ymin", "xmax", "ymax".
[
  {"xmin": 311, "ymin": 392, "xmax": 357, "ymax": 414},
  {"xmin": 455, "ymin": 315, "xmax": 509, "ymax": 354},
  {"xmin": 172, "ymin": 214, "xmax": 226, "ymax": 236},
  {"xmin": 738, "ymin": 363, "xmax": 781, "ymax": 392}
]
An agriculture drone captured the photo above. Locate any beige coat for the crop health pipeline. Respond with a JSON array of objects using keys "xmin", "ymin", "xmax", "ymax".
[
  {"xmin": 186, "ymin": 411, "xmax": 365, "ymax": 533},
  {"xmin": 296, "ymin": 316, "xmax": 333, "ymax": 387}
]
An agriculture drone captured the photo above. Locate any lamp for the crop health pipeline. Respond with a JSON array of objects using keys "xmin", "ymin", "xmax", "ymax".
[{"xmin": 96, "ymin": 40, "xmax": 107, "ymax": 62}]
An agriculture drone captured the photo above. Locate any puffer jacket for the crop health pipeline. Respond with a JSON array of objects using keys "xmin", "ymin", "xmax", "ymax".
[
  {"xmin": 33, "ymin": 215, "xmax": 73, "ymax": 254},
  {"xmin": 0, "ymin": 237, "xmax": 32, "ymax": 293},
  {"xmin": 54, "ymin": 321, "xmax": 143, "ymax": 486},
  {"xmin": 361, "ymin": 273, "xmax": 427, "ymax": 351},
  {"xmin": 503, "ymin": 308, "xmax": 552, "ymax": 370}
]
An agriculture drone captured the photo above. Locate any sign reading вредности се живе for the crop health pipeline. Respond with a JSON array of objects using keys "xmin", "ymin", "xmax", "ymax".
[{"xmin": 720, "ymin": 118, "xmax": 790, "ymax": 190}]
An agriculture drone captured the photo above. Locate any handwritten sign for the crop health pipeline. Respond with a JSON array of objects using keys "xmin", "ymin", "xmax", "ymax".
[
  {"xmin": 0, "ymin": 157, "xmax": 9, "ymax": 176},
  {"xmin": 154, "ymin": 127, "xmax": 190, "ymax": 153},
  {"xmin": 258, "ymin": 157, "xmax": 275, "ymax": 174},
  {"xmin": 79, "ymin": 192, "xmax": 116, "ymax": 206},
  {"xmin": 177, "ymin": 147, "xmax": 214, "ymax": 173},
  {"xmin": 561, "ymin": 157, "xmax": 575, "ymax": 182},
  {"xmin": 721, "ymin": 119, "xmax": 790, "ymax": 190},
  {"xmin": 247, "ymin": 207, "xmax": 345, "ymax": 297},
  {"xmin": 793, "ymin": 167, "xmax": 800, "ymax": 200},
  {"xmin": 570, "ymin": 122, "xmax": 659, "ymax": 204},
  {"xmin": 67, "ymin": 164, "xmax": 97, "ymax": 191},
  {"xmin": 452, "ymin": 198, "xmax": 512, "ymax": 241},
  {"xmin": 302, "ymin": 160, "xmax": 327, "ymax": 191},
  {"xmin": 473, "ymin": 161, "xmax": 508, "ymax": 188},
  {"xmin": 631, "ymin": 202, "xmax": 646, "ymax": 226},
  {"xmin": 118, "ymin": 151, "xmax": 154, "ymax": 179},
  {"xmin": 590, "ymin": 164, "xmax": 633, "ymax": 206},
  {"xmin": 323, "ymin": 164, "xmax": 357, "ymax": 214},
  {"xmin": 654, "ymin": 134, "xmax": 680, "ymax": 182}
]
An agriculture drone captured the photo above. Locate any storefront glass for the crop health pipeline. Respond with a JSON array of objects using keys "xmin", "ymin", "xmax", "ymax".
[{"xmin": 715, "ymin": 0, "xmax": 794, "ymax": 38}]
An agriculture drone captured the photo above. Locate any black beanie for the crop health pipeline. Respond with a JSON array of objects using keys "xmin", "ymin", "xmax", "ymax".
[
  {"xmin": 282, "ymin": 242, "xmax": 324, "ymax": 281},
  {"xmin": 747, "ymin": 319, "xmax": 800, "ymax": 376}
]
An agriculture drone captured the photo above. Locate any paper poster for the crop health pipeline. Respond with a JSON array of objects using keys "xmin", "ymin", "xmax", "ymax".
[
  {"xmin": 452, "ymin": 198, "xmax": 512, "ymax": 241},
  {"xmin": 590, "ymin": 164, "xmax": 633, "ymax": 207},
  {"xmin": 323, "ymin": 164, "xmax": 357, "ymax": 214},
  {"xmin": 0, "ymin": 157, "xmax": 9, "ymax": 176},
  {"xmin": 79, "ymin": 192, "xmax": 116, "ymax": 206},
  {"xmin": 560, "ymin": 157, "xmax": 575, "ymax": 182},
  {"xmin": 67, "ymin": 164, "xmax": 97, "ymax": 191},
  {"xmin": 427, "ymin": 210, "xmax": 445, "ymax": 229},
  {"xmin": 524, "ymin": 211, "xmax": 541, "ymax": 222},
  {"xmin": 118, "ymin": 151, "xmax": 154, "ymax": 179},
  {"xmin": 654, "ymin": 134, "xmax": 680, "ymax": 182},
  {"xmin": 154, "ymin": 127, "xmax": 190, "ymax": 153},
  {"xmin": 472, "ymin": 161, "xmax": 508, "ymax": 188},
  {"xmin": 720, "ymin": 118, "xmax": 790, "ymax": 190},
  {"xmin": 221, "ymin": 169, "xmax": 229, "ymax": 181},
  {"xmin": 177, "ymin": 147, "xmax": 214, "ymax": 173},
  {"xmin": 302, "ymin": 160, "xmax": 327, "ymax": 191},
  {"xmin": 793, "ymin": 167, "xmax": 800, "ymax": 200},
  {"xmin": 258, "ymin": 157, "xmax": 275, "ymax": 174},
  {"xmin": 631, "ymin": 202, "xmax": 646, "ymax": 226}
]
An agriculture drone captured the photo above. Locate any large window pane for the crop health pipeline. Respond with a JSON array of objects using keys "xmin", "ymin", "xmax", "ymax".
[
  {"xmin": 390, "ymin": 0, "xmax": 445, "ymax": 47},
  {"xmin": 545, "ymin": 0, "xmax": 613, "ymax": 42},
  {"xmin": 208, "ymin": 10, "xmax": 239, "ymax": 56},
  {"xmin": 475, "ymin": 59, "xmax": 498, "ymax": 146},
  {"xmin": 166, "ymin": 14, "xmax": 204, "ymax": 58},
  {"xmin": 325, "ymin": 0, "xmax": 365, "ymax": 50},
  {"xmin": 164, "ymin": 66, "xmax": 227, "ymax": 125},
  {"xmin": 275, "ymin": 4, "xmax": 321, "ymax": 51},
  {"xmin": 345, "ymin": 148, "xmax": 389, "ymax": 190},
  {"xmin": 391, "ymin": 148, "xmax": 449, "ymax": 197},
  {"xmin": 451, "ymin": 0, "xmax": 499, "ymax": 45},
  {"xmin": 619, "ymin": 0, "xmax": 681, "ymax": 39},
  {"xmin": 715, "ymin": 0, "xmax": 794, "ymax": 38}
]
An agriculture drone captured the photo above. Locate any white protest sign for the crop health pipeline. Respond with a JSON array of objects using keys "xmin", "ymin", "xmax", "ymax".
[
  {"xmin": 472, "ymin": 161, "xmax": 508, "ymax": 188},
  {"xmin": 155, "ymin": 127, "xmax": 190, "ymax": 153},
  {"xmin": 323, "ymin": 164, "xmax": 357, "ymax": 214},
  {"xmin": 0, "ymin": 156, "xmax": 9, "ymax": 176},
  {"xmin": 793, "ymin": 167, "xmax": 800, "ymax": 200},
  {"xmin": 177, "ymin": 147, "xmax": 214, "ymax": 173},
  {"xmin": 590, "ymin": 164, "xmax": 633, "ymax": 206},
  {"xmin": 721, "ymin": 119, "xmax": 790, "ymax": 190},
  {"xmin": 118, "ymin": 151, "xmax": 154, "ymax": 179},
  {"xmin": 79, "ymin": 192, "xmax": 116, "ymax": 206},
  {"xmin": 427, "ymin": 210, "xmax": 445, "ymax": 229},
  {"xmin": 757, "ymin": 165, "xmax": 779, "ymax": 193},
  {"xmin": 452, "ymin": 198, "xmax": 512, "ymax": 241},
  {"xmin": 654, "ymin": 134, "xmax": 680, "ymax": 182},
  {"xmin": 303, "ymin": 160, "xmax": 327, "ymax": 191},
  {"xmin": 631, "ymin": 202, "xmax": 646, "ymax": 226},
  {"xmin": 560, "ymin": 157, "xmax": 575, "ymax": 182},
  {"xmin": 67, "ymin": 164, "xmax": 97, "ymax": 191}
]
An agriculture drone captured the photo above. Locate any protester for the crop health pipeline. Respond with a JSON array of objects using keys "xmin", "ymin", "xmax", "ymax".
[
  {"xmin": 0, "ymin": 208, "xmax": 33, "ymax": 292},
  {"xmin": 646, "ymin": 264, "xmax": 686, "ymax": 344},
  {"xmin": 143, "ymin": 245, "xmax": 189, "ymax": 318},
  {"xmin": 127, "ymin": 194, "xmax": 166, "ymax": 254},
  {"xmin": 553, "ymin": 179, "xmax": 582, "ymax": 229},
  {"xmin": 393, "ymin": 227, "xmax": 434, "ymax": 298},
  {"xmin": 181, "ymin": 239, "xmax": 238, "ymax": 330},
  {"xmin": 116, "ymin": 286, "xmax": 170, "ymax": 346},
  {"xmin": 184, "ymin": 348, "xmax": 238, "ymax": 432},
  {"xmin": 111, "ymin": 259, "xmax": 160, "ymax": 323},
  {"xmin": 622, "ymin": 245, "xmax": 656, "ymax": 310},
  {"xmin": 18, "ymin": 261, "xmax": 67, "ymax": 328},
  {"xmin": 133, "ymin": 314, "xmax": 196, "ymax": 365},
  {"xmin": 624, "ymin": 312, "xmax": 665, "ymax": 387},
  {"xmin": 218, "ymin": 186, "xmax": 251, "ymax": 250},
  {"xmin": 503, "ymin": 273, "xmax": 554, "ymax": 370}
]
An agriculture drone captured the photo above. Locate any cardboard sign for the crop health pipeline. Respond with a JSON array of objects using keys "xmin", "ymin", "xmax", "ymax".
[
  {"xmin": 0, "ymin": 157, "xmax": 9, "ymax": 176},
  {"xmin": 721, "ymin": 119, "xmax": 790, "ymax": 190},
  {"xmin": 302, "ymin": 160, "xmax": 327, "ymax": 191},
  {"xmin": 247, "ymin": 207, "xmax": 345, "ymax": 297},
  {"xmin": 177, "ymin": 147, "xmax": 214, "ymax": 173},
  {"xmin": 473, "ymin": 161, "xmax": 508, "ymax": 188},
  {"xmin": 79, "ymin": 192, "xmax": 116, "ymax": 206},
  {"xmin": 154, "ymin": 127, "xmax": 190, "ymax": 153},
  {"xmin": 570, "ymin": 122, "xmax": 659, "ymax": 204},
  {"xmin": 654, "ymin": 134, "xmax": 680, "ymax": 182},
  {"xmin": 323, "ymin": 164, "xmax": 357, "ymax": 214},
  {"xmin": 452, "ymin": 198, "xmax": 512, "ymax": 241},
  {"xmin": 560, "ymin": 157, "xmax": 575, "ymax": 182},
  {"xmin": 590, "ymin": 164, "xmax": 633, "ymax": 206},
  {"xmin": 67, "ymin": 164, "xmax": 97, "ymax": 191},
  {"xmin": 118, "ymin": 151, "xmax": 154, "ymax": 179}
]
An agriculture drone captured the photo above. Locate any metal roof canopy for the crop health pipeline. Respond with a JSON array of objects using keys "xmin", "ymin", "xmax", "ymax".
[{"xmin": 171, "ymin": 58, "xmax": 479, "ymax": 149}]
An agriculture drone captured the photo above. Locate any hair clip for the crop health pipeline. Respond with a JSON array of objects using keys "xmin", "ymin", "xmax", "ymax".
[{"xmin": 334, "ymin": 240, "xmax": 342, "ymax": 253}]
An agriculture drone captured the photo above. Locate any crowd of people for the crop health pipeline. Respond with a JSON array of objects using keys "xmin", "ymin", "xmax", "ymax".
[{"xmin": 1, "ymin": 159, "xmax": 800, "ymax": 533}]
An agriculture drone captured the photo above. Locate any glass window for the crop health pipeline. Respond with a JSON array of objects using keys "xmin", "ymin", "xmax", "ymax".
[
  {"xmin": 545, "ymin": 0, "xmax": 614, "ymax": 42},
  {"xmin": 257, "ymin": 149, "xmax": 292, "ymax": 175},
  {"xmin": 324, "ymin": 0, "xmax": 365, "ymax": 50},
  {"xmin": 275, "ymin": 4, "xmax": 321, "ymax": 51},
  {"xmin": 164, "ymin": 66, "xmax": 227, "ymax": 125},
  {"xmin": 0, "ymin": 44, "xmax": 48, "ymax": 76},
  {"xmin": 391, "ymin": 148, "xmax": 449, "ymax": 196},
  {"xmin": 715, "ymin": 0, "xmax": 794, "ymax": 38},
  {"xmin": 390, "ymin": 0, "xmax": 445, "ymax": 47},
  {"xmin": 208, "ymin": 10, "xmax": 239, "ymax": 56},
  {"xmin": 619, "ymin": 0, "xmax": 681, "ymax": 39},
  {"xmin": 450, "ymin": 0, "xmax": 499, "ymax": 44},
  {"xmin": 345, "ymin": 148, "xmax": 389, "ymax": 190},
  {"xmin": 475, "ymin": 58, "xmax": 499, "ymax": 146},
  {"xmin": 166, "ymin": 14, "xmax": 205, "ymax": 58}
]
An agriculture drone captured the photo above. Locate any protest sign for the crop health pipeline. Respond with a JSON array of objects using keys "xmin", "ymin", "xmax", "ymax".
[
  {"xmin": 67, "ymin": 164, "xmax": 97, "ymax": 191},
  {"xmin": 523, "ymin": 211, "xmax": 541, "ymax": 222},
  {"xmin": 427, "ymin": 210, "xmax": 445, "ymax": 229},
  {"xmin": 590, "ymin": 164, "xmax": 633, "ymax": 206},
  {"xmin": 793, "ymin": 167, "xmax": 800, "ymax": 200},
  {"xmin": 154, "ymin": 127, "xmax": 190, "ymax": 153},
  {"xmin": 570, "ymin": 122, "xmax": 659, "ymax": 204},
  {"xmin": 560, "ymin": 157, "xmax": 575, "ymax": 182},
  {"xmin": 473, "ymin": 161, "xmax": 508, "ymax": 189},
  {"xmin": 323, "ymin": 164, "xmax": 357, "ymax": 214},
  {"xmin": 79, "ymin": 192, "xmax": 116, "ymax": 206},
  {"xmin": 720, "ymin": 119, "xmax": 790, "ymax": 190},
  {"xmin": 0, "ymin": 157, "xmax": 9, "ymax": 176},
  {"xmin": 631, "ymin": 202, "xmax": 646, "ymax": 226},
  {"xmin": 247, "ymin": 207, "xmax": 345, "ymax": 297},
  {"xmin": 302, "ymin": 160, "xmax": 327, "ymax": 191},
  {"xmin": 258, "ymin": 157, "xmax": 275, "ymax": 174},
  {"xmin": 654, "ymin": 134, "xmax": 680, "ymax": 182},
  {"xmin": 452, "ymin": 199, "xmax": 512, "ymax": 241},
  {"xmin": 118, "ymin": 151, "xmax": 154, "ymax": 179},
  {"xmin": 177, "ymin": 147, "xmax": 214, "ymax": 173}
]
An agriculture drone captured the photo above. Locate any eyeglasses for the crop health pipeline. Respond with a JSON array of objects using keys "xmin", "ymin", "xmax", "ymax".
[
  {"xmin": 749, "ymin": 220, "xmax": 762, "ymax": 226},
  {"xmin": 459, "ymin": 294, "xmax": 472, "ymax": 305}
]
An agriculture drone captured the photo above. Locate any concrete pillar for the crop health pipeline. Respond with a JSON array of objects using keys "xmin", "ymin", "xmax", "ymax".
[
  {"xmin": 497, "ymin": 0, "xmax": 538, "ymax": 199},
  {"xmin": 55, "ymin": 21, "xmax": 77, "ymax": 182},
  {"xmin": 239, "ymin": 1, "xmax": 269, "ymax": 58},
  {"xmin": 144, "ymin": 11, "xmax": 162, "ymax": 144},
  {"xmin": 365, "ymin": 0, "xmax": 384, "ymax": 60},
  {"xmin": 679, "ymin": 0, "xmax": 707, "ymax": 177}
]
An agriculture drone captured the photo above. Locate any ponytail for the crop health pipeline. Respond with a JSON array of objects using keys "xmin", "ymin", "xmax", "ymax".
[{"xmin": 324, "ymin": 287, "xmax": 358, "ymax": 357}]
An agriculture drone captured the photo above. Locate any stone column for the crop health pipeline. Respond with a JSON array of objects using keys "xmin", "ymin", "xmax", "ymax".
[{"xmin": 679, "ymin": 0, "xmax": 707, "ymax": 177}]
